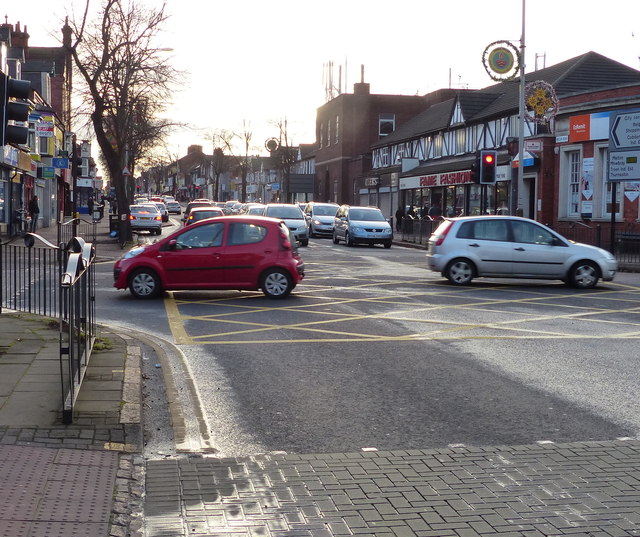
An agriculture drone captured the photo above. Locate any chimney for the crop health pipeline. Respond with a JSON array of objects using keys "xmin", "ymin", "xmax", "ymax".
[{"xmin": 353, "ymin": 64, "xmax": 369, "ymax": 95}]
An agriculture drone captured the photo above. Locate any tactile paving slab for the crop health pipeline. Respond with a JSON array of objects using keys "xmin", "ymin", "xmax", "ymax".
[{"xmin": 0, "ymin": 445, "xmax": 118, "ymax": 537}]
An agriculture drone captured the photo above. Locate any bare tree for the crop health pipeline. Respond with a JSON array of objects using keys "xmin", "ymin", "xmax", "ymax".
[
  {"xmin": 66, "ymin": 0, "xmax": 180, "ymax": 241},
  {"xmin": 270, "ymin": 117, "xmax": 298, "ymax": 203},
  {"xmin": 213, "ymin": 121, "xmax": 255, "ymax": 202}
]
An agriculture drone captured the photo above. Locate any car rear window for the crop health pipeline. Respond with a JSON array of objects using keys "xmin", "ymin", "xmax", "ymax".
[
  {"xmin": 227, "ymin": 222, "xmax": 268, "ymax": 245},
  {"xmin": 457, "ymin": 220, "xmax": 509, "ymax": 241}
]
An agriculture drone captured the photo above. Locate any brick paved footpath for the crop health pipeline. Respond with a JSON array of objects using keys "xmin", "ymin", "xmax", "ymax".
[{"xmin": 144, "ymin": 440, "xmax": 640, "ymax": 537}]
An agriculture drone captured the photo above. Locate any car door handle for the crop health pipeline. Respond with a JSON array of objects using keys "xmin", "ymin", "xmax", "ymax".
[
  {"xmin": 514, "ymin": 247, "xmax": 525, "ymax": 251},
  {"xmin": 469, "ymin": 243, "xmax": 480, "ymax": 247}
]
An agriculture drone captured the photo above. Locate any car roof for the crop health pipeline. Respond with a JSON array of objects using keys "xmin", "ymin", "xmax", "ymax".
[{"xmin": 190, "ymin": 206, "xmax": 223, "ymax": 213}]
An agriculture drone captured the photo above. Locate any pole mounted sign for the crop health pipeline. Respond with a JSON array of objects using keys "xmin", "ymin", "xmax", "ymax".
[{"xmin": 608, "ymin": 109, "xmax": 640, "ymax": 181}]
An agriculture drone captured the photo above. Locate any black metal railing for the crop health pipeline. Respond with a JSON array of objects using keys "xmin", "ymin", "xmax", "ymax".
[
  {"xmin": 0, "ymin": 232, "xmax": 96, "ymax": 424},
  {"xmin": 0, "ymin": 237, "xmax": 62, "ymax": 317},
  {"xmin": 397, "ymin": 217, "xmax": 439, "ymax": 246},
  {"xmin": 58, "ymin": 217, "xmax": 97, "ymax": 248},
  {"xmin": 59, "ymin": 237, "xmax": 96, "ymax": 424}
]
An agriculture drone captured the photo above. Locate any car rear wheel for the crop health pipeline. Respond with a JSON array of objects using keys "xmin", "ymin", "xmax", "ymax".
[
  {"xmin": 261, "ymin": 268, "xmax": 293, "ymax": 298},
  {"xmin": 445, "ymin": 258, "xmax": 474, "ymax": 285},
  {"xmin": 300, "ymin": 239, "xmax": 309, "ymax": 247},
  {"xmin": 129, "ymin": 268, "xmax": 161, "ymax": 298},
  {"xmin": 345, "ymin": 232, "xmax": 354, "ymax": 247},
  {"xmin": 568, "ymin": 260, "xmax": 599, "ymax": 289},
  {"xmin": 333, "ymin": 232, "xmax": 340, "ymax": 244}
]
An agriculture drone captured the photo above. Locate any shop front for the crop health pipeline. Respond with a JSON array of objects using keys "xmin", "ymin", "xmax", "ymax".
[{"xmin": 399, "ymin": 163, "xmax": 512, "ymax": 219}]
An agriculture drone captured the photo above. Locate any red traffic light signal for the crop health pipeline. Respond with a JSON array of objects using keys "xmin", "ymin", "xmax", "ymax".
[
  {"xmin": 479, "ymin": 150, "xmax": 498, "ymax": 184},
  {"xmin": 0, "ymin": 72, "xmax": 32, "ymax": 146}
]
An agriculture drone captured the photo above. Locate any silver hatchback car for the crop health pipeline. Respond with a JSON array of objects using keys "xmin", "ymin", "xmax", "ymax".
[{"xmin": 426, "ymin": 216, "xmax": 617, "ymax": 289}]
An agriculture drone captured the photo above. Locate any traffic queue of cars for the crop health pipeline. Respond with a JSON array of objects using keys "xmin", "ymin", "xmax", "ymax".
[{"xmin": 114, "ymin": 197, "xmax": 618, "ymax": 299}]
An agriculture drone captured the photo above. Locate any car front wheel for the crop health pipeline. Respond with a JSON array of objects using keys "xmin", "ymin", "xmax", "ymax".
[
  {"xmin": 261, "ymin": 268, "xmax": 293, "ymax": 298},
  {"xmin": 129, "ymin": 268, "xmax": 161, "ymax": 298},
  {"xmin": 333, "ymin": 232, "xmax": 340, "ymax": 244},
  {"xmin": 345, "ymin": 232, "xmax": 354, "ymax": 247},
  {"xmin": 568, "ymin": 260, "xmax": 599, "ymax": 289},
  {"xmin": 445, "ymin": 258, "xmax": 474, "ymax": 285}
]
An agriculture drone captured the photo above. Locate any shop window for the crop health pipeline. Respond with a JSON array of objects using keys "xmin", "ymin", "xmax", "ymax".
[{"xmin": 335, "ymin": 115, "xmax": 339, "ymax": 144}]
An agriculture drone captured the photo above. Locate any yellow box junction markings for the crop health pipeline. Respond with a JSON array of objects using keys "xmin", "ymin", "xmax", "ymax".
[{"xmin": 163, "ymin": 280, "xmax": 640, "ymax": 345}]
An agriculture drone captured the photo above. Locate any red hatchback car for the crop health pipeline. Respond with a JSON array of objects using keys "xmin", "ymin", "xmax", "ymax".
[{"xmin": 113, "ymin": 216, "xmax": 305, "ymax": 299}]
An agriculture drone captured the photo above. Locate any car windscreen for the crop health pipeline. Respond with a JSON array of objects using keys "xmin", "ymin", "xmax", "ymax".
[
  {"xmin": 349, "ymin": 209, "xmax": 385, "ymax": 221},
  {"xmin": 266, "ymin": 207, "xmax": 304, "ymax": 219},
  {"xmin": 314, "ymin": 205, "xmax": 338, "ymax": 216}
]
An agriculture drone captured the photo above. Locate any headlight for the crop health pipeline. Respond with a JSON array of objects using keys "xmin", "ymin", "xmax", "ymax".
[
  {"xmin": 123, "ymin": 246, "xmax": 146, "ymax": 259},
  {"xmin": 350, "ymin": 226, "xmax": 363, "ymax": 233},
  {"xmin": 297, "ymin": 225, "xmax": 307, "ymax": 232}
]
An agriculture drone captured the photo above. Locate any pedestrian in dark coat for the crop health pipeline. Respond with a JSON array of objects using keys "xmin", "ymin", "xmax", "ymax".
[{"xmin": 28, "ymin": 195, "xmax": 40, "ymax": 232}]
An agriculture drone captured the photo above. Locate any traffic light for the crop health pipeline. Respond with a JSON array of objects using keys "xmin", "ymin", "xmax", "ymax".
[
  {"xmin": 479, "ymin": 150, "xmax": 498, "ymax": 184},
  {"xmin": 0, "ymin": 72, "xmax": 31, "ymax": 146}
]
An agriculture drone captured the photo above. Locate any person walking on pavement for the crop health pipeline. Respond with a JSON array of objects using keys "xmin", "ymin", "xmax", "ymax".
[
  {"xmin": 88, "ymin": 196, "xmax": 95, "ymax": 219},
  {"xmin": 395, "ymin": 206, "xmax": 404, "ymax": 232},
  {"xmin": 28, "ymin": 195, "xmax": 40, "ymax": 232}
]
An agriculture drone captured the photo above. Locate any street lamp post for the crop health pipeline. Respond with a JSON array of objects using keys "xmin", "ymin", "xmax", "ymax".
[{"xmin": 513, "ymin": 0, "xmax": 526, "ymax": 216}]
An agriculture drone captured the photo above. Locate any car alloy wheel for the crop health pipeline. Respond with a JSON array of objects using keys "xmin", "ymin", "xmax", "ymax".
[
  {"xmin": 445, "ymin": 258, "xmax": 474, "ymax": 285},
  {"xmin": 261, "ymin": 268, "xmax": 293, "ymax": 298},
  {"xmin": 129, "ymin": 269, "xmax": 161, "ymax": 298},
  {"xmin": 569, "ymin": 261, "xmax": 599, "ymax": 289}
]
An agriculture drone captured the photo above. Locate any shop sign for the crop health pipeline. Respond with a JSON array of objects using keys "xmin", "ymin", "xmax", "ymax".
[
  {"xmin": 400, "ymin": 169, "xmax": 473, "ymax": 190},
  {"xmin": 364, "ymin": 177, "xmax": 380, "ymax": 187},
  {"xmin": 40, "ymin": 166, "xmax": 55, "ymax": 179},
  {"xmin": 36, "ymin": 121, "xmax": 54, "ymax": 137},
  {"xmin": 77, "ymin": 178, "xmax": 93, "ymax": 187},
  {"xmin": 569, "ymin": 112, "xmax": 610, "ymax": 142},
  {"xmin": 2, "ymin": 145, "xmax": 18, "ymax": 167}
]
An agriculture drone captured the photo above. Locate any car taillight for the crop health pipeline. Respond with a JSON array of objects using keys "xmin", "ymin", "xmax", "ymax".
[
  {"xmin": 434, "ymin": 221, "xmax": 453, "ymax": 246},
  {"xmin": 154, "ymin": 215, "xmax": 161, "ymax": 221},
  {"xmin": 279, "ymin": 229, "xmax": 292, "ymax": 250},
  {"xmin": 129, "ymin": 214, "xmax": 135, "ymax": 220}
]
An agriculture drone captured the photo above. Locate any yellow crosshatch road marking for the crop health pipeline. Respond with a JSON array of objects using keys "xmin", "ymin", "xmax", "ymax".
[{"xmin": 163, "ymin": 280, "xmax": 640, "ymax": 346}]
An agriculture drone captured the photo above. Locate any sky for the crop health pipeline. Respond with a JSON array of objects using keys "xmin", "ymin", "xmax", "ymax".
[{"xmin": 5, "ymin": 0, "xmax": 640, "ymax": 158}]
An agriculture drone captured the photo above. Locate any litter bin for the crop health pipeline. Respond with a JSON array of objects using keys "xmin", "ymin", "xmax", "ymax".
[{"xmin": 109, "ymin": 214, "xmax": 119, "ymax": 232}]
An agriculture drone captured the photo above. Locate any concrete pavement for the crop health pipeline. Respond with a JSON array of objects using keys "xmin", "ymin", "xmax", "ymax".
[{"xmin": 2, "ymin": 213, "xmax": 640, "ymax": 537}]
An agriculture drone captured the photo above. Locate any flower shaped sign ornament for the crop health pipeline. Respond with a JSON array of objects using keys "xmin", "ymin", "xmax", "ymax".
[
  {"xmin": 482, "ymin": 41, "xmax": 520, "ymax": 81},
  {"xmin": 524, "ymin": 80, "xmax": 559, "ymax": 124}
]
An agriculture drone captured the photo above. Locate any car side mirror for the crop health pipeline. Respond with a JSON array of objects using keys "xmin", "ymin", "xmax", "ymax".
[{"xmin": 165, "ymin": 239, "xmax": 177, "ymax": 251}]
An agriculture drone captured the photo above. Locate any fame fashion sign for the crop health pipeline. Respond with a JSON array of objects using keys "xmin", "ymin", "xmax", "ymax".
[{"xmin": 400, "ymin": 170, "xmax": 473, "ymax": 190}]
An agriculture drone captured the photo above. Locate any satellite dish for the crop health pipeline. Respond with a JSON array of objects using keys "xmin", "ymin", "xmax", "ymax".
[{"xmin": 265, "ymin": 138, "xmax": 279, "ymax": 152}]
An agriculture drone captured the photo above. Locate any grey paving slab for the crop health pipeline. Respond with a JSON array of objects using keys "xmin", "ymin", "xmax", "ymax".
[{"xmin": 144, "ymin": 440, "xmax": 640, "ymax": 537}]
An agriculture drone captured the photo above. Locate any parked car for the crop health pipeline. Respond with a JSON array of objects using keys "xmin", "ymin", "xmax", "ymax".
[
  {"xmin": 128, "ymin": 204, "xmax": 162, "ymax": 235},
  {"xmin": 184, "ymin": 206, "xmax": 224, "ymax": 226},
  {"xmin": 426, "ymin": 215, "xmax": 618, "ymax": 289},
  {"xmin": 262, "ymin": 203, "xmax": 309, "ymax": 246},
  {"xmin": 333, "ymin": 205, "xmax": 393, "ymax": 248},
  {"xmin": 304, "ymin": 202, "xmax": 339, "ymax": 237},
  {"xmin": 165, "ymin": 201, "xmax": 182, "ymax": 215},
  {"xmin": 113, "ymin": 215, "xmax": 305, "ymax": 299}
]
